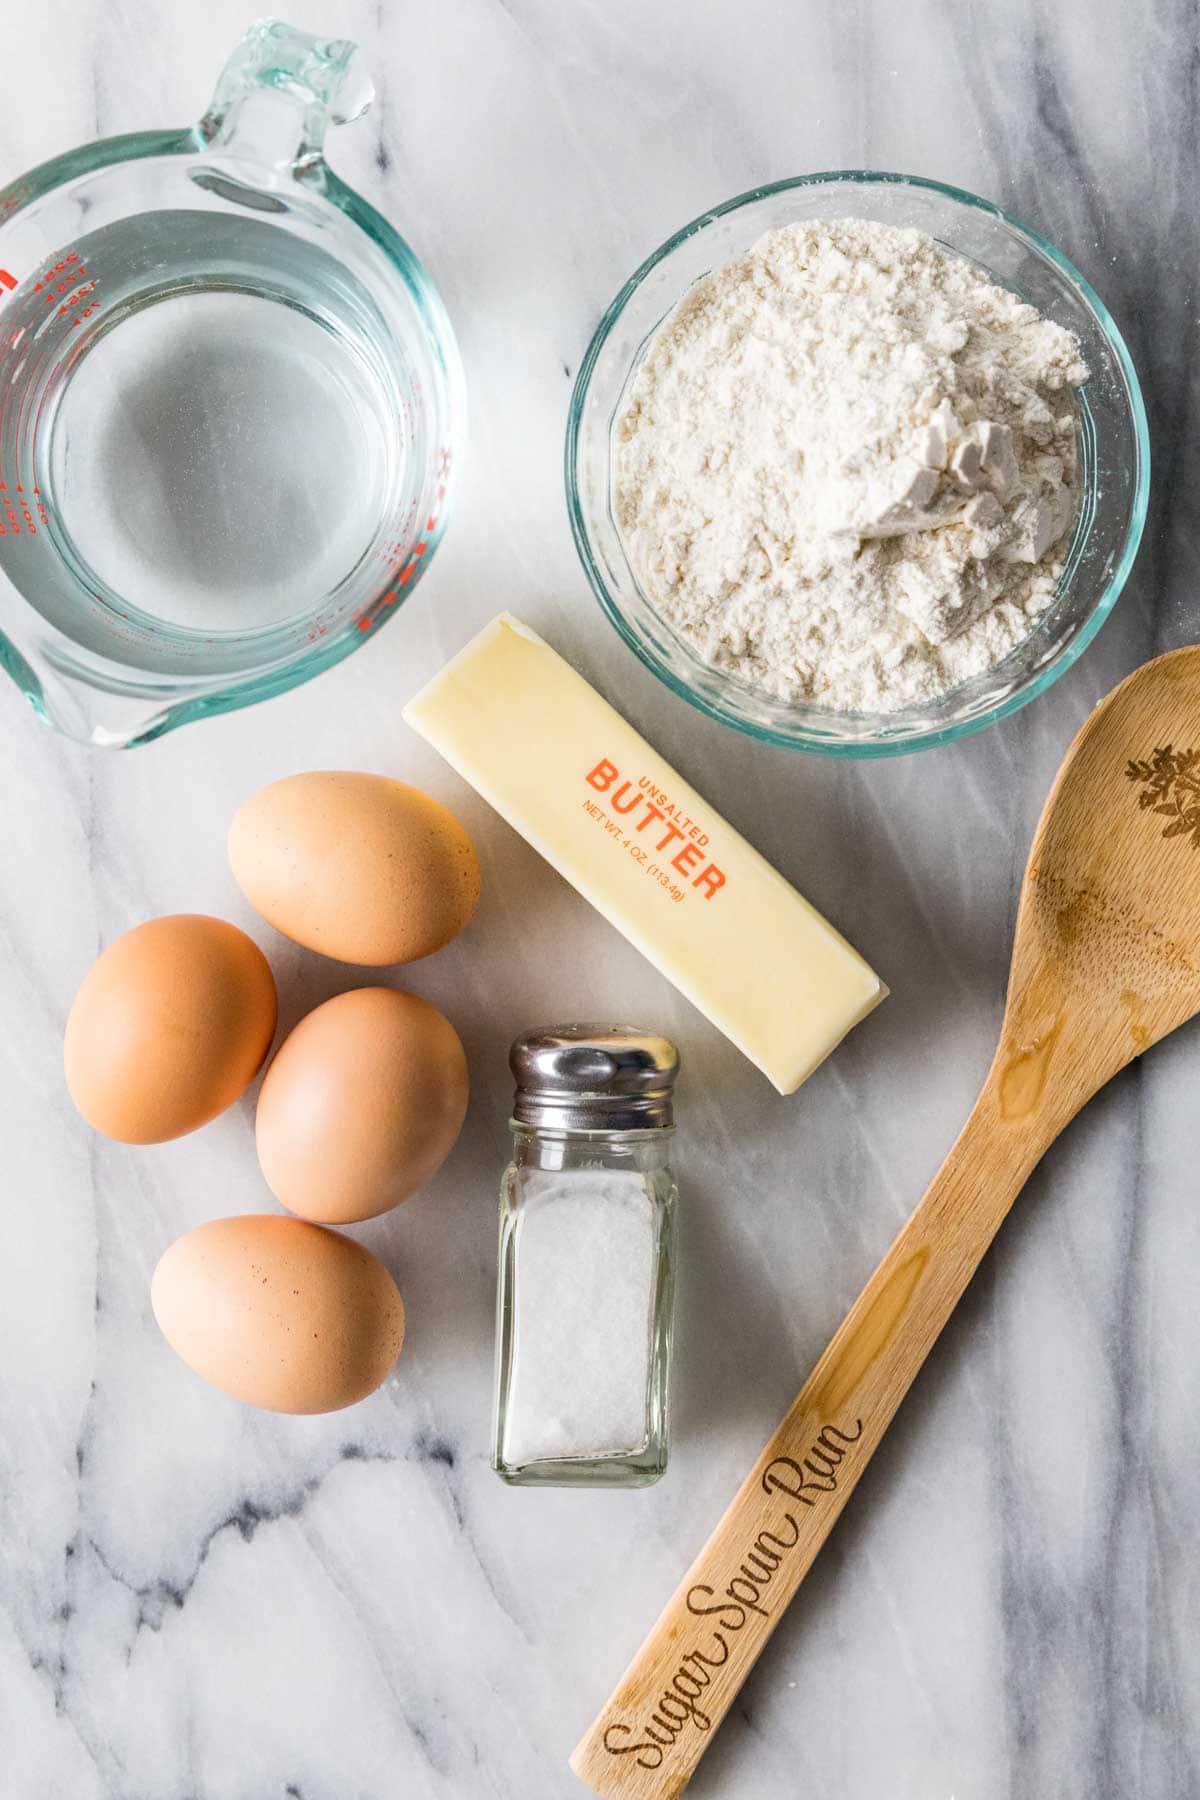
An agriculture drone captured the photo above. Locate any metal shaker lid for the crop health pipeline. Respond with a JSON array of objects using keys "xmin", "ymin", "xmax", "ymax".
[{"xmin": 510, "ymin": 1024, "xmax": 680, "ymax": 1131}]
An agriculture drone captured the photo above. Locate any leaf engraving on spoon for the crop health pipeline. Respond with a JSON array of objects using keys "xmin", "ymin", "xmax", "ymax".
[{"xmin": 1126, "ymin": 745, "xmax": 1200, "ymax": 847}]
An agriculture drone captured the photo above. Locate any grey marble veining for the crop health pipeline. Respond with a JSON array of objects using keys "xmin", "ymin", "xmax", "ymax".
[{"xmin": 2, "ymin": 1, "xmax": 1199, "ymax": 1796}]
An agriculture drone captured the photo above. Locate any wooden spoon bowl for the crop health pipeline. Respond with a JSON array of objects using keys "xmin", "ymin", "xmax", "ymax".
[{"xmin": 1003, "ymin": 646, "xmax": 1200, "ymax": 1141}]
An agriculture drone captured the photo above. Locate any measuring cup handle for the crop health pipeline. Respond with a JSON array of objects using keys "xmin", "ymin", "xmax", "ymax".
[{"xmin": 198, "ymin": 19, "xmax": 374, "ymax": 170}]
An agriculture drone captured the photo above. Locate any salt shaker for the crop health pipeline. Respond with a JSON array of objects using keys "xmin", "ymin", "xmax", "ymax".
[{"xmin": 492, "ymin": 1025, "xmax": 679, "ymax": 1488}]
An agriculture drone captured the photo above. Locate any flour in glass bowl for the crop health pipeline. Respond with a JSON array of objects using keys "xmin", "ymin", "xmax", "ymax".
[{"xmin": 614, "ymin": 218, "xmax": 1089, "ymax": 713}]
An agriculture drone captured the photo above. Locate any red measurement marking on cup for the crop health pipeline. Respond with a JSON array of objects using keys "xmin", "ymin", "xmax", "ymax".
[
  {"xmin": 0, "ymin": 481, "xmax": 47, "ymax": 536},
  {"xmin": 355, "ymin": 563, "xmax": 418, "ymax": 632},
  {"xmin": 0, "ymin": 248, "xmax": 103, "ymax": 525},
  {"xmin": 7, "ymin": 248, "xmax": 103, "ymax": 518},
  {"xmin": 0, "ymin": 323, "xmax": 52, "ymax": 534},
  {"xmin": 34, "ymin": 251, "xmax": 102, "ymax": 328},
  {"xmin": 347, "ymin": 451, "xmax": 452, "ymax": 632}
]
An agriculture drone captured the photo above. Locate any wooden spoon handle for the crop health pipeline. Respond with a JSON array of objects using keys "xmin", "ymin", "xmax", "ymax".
[{"xmin": 571, "ymin": 1088, "xmax": 1048, "ymax": 1798}]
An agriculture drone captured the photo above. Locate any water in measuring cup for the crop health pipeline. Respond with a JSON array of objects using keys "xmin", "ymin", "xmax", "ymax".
[
  {"xmin": 0, "ymin": 208, "xmax": 423, "ymax": 673},
  {"xmin": 52, "ymin": 287, "xmax": 390, "ymax": 632}
]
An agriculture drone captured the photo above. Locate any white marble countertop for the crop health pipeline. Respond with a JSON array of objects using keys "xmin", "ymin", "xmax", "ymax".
[{"xmin": 2, "ymin": 3, "xmax": 1197, "ymax": 1796}]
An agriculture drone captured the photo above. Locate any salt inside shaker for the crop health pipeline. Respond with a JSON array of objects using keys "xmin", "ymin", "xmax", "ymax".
[{"xmin": 492, "ymin": 1025, "xmax": 679, "ymax": 1488}]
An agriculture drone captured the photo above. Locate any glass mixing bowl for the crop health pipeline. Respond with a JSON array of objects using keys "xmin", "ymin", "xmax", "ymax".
[{"xmin": 566, "ymin": 173, "xmax": 1149, "ymax": 757}]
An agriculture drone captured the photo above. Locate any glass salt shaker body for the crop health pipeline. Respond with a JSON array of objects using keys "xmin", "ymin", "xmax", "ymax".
[{"xmin": 492, "ymin": 1027, "xmax": 679, "ymax": 1489}]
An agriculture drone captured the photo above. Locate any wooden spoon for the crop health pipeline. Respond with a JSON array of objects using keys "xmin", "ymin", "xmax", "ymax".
[{"xmin": 571, "ymin": 647, "xmax": 1200, "ymax": 1799}]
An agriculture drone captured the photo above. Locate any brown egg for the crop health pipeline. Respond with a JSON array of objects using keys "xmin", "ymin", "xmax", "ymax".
[
  {"xmin": 151, "ymin": 1215, "xmax": 405, "ymax": 1413},
  {"xmin": 255, "ymin": 987, "xmax": 468, "ymax": 1223},
  {"xmin": 228, "ymin": 771, "xmax": 481, "ymax": 966},
  {"xmin": 64, "ymin": 915, "xmax": 277, "ymax": 1144}
]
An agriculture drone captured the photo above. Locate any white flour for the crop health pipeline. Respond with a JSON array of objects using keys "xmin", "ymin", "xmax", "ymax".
[{"xmin": 614, "ymin": 219, "xmax": 1089, "ymax": 713}]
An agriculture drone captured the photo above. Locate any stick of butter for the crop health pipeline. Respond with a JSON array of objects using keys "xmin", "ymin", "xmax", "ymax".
[{"xmin": 403, "ymin": 615, "xmax": 886, "ymax": 1093}]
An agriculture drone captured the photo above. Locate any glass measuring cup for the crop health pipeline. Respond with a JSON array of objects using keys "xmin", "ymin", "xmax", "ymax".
[{"xmin": 0, "ymin": 20, "xmax": 464, "ymax": 746}]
